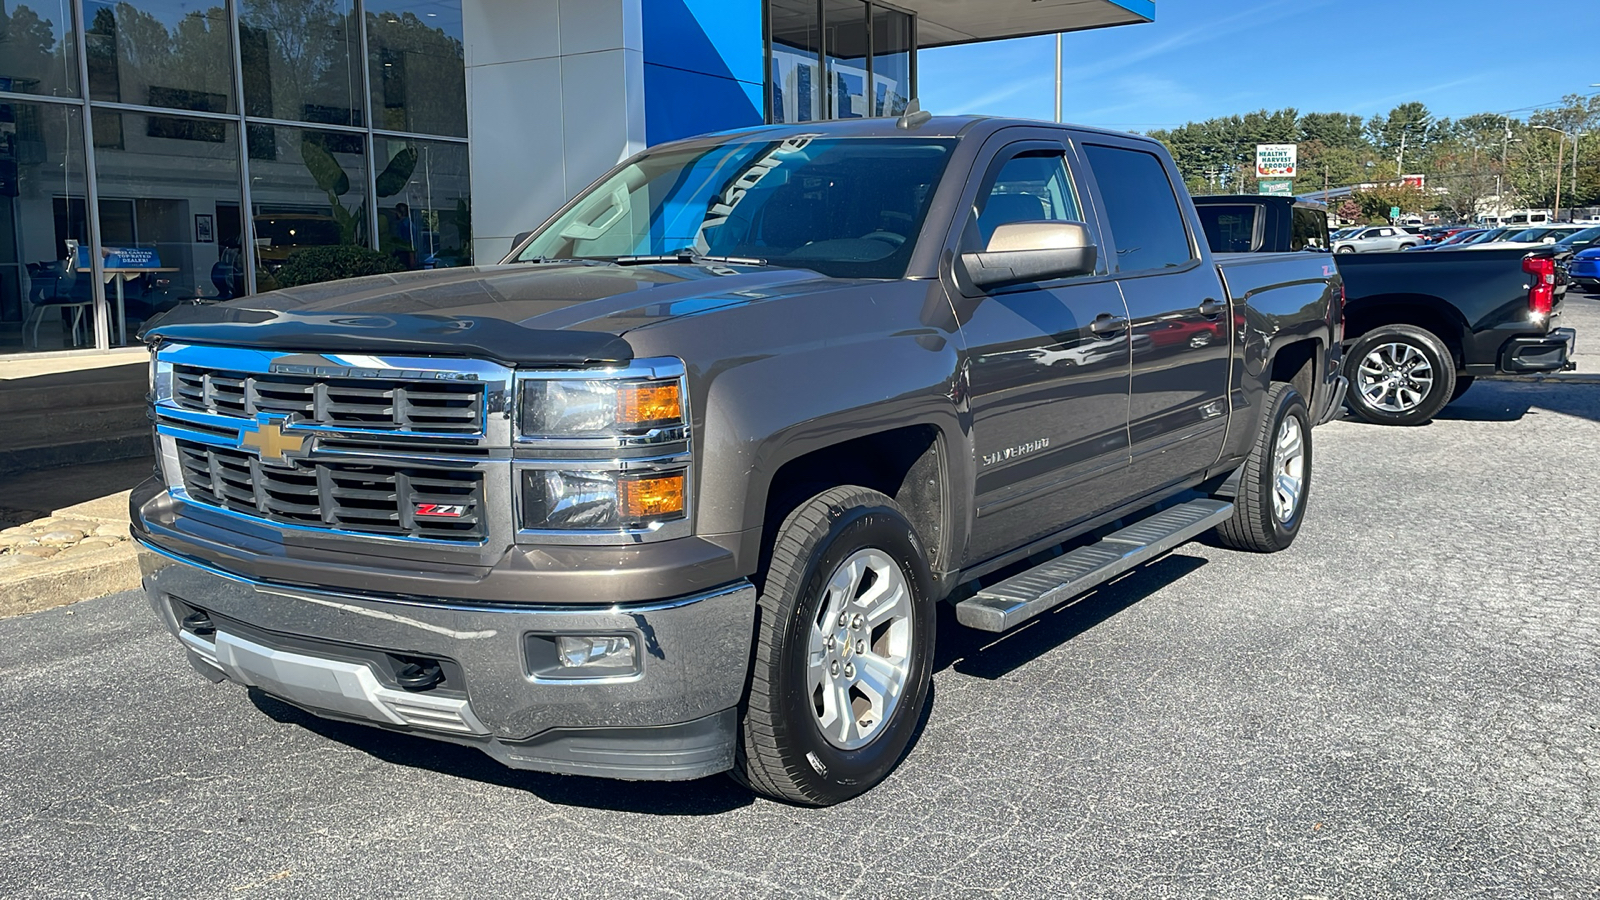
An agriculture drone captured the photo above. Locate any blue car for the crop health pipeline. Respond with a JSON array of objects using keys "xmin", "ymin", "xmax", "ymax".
[{"xmin": 1567, "ymin": 246, "xmax": 1600, "ymax": 293}]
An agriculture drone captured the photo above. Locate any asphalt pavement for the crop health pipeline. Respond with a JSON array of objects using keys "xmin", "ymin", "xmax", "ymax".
[{"xmin": 4, "ymin": 378, "xmax": 1599, "ymax": 899}]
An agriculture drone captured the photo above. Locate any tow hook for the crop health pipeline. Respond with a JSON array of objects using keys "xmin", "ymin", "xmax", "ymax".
[
  {"xmin": 180, "ymin": 610, "xmax": 215, "ymax": 637},
  {"xmin": 396, "ymin": 659, "xmax": 444, "ymax": 692}
]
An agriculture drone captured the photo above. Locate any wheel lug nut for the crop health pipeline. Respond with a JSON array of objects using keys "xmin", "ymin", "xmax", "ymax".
[
  {"xmin": 824, "ymin": 636, "xmax": 834, "ymax": 649},
  {"xmin": 855, "ymin": 640, "xmax": 865, "ymax": 654},
  {"xmin": 850, "ymin": 614, "xmax": 863, "ymax": 629},
  {"xmin": 830, "ymin": 661, "xmax": 839, "ymax": 677},
  {"xmin": 838, "ymin": 614, "xmax": 847, "ymax": 627},
  {"xmin": 843, "ymin": 664, "xmax": 855, "ymax": 678}
]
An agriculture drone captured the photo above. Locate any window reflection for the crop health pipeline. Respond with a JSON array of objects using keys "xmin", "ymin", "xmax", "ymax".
[
  {"xmin": 83, "ymin": 0, "xmax": 234, "ymax": 113},
  {"xmin": 0, "ymin": 100, "xmax": 92, "ymax": 353},
  {"xmin": 374, "ymin": 136, "xmax": 470, "ymax": 269},
  {"xmin": 247, "ymin": 123, "xmax": 370, "ymax": 288},
  {"xmin": 92, "ymin": 111, "xmax": 243, "ymax": 340},
  {"xmin": 367, "ymin": 0, "xmax": 466, "ymax": 137},
  {"xmin": 239, "ymin": 0, "xmax": 363, "ymax": 127},
  {"xmin": 871, "ymin": 6, "xmax": 910, "ymax": 117},
  {"xmin": 0, "ymin": 0, "xmax": 78, "ymax": 97},
  {"xmin": 824, "ymin": 0, "xmax": 867, "ymax": 119},
  {"xmin": 768, "ymin": 0, "xmax": 821, "ymax": 124}
]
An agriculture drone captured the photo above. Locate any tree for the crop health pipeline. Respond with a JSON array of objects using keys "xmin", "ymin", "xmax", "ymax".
[
  {"xmin": 1337, "ymin": 198, "xmax": 1362, "ymax": 222},
  {"xmin": 1351, "ymin": 183, "xmax": 1429, "ymax": 222}
]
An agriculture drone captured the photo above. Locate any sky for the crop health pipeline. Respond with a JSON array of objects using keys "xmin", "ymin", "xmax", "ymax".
[{"xmin": 919, "ymin": 0, "xmax": 1600, "ymax": 132}]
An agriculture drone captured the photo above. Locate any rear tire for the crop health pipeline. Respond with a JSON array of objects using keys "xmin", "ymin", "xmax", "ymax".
[
  {"xmin": 734, "ymin": 487, "xmax": 935, "ymax": 806},
  {"xmin": 1336, "ymin": 246, "xmax": 1355, "ymax": 254},
  {"xmin": 1215, "ymin": 382, "xmax": 1311, "ymax": 553},
  {"xmin": 1343, "ymin": 325, "xmax": 1457, "ymax": 426}
]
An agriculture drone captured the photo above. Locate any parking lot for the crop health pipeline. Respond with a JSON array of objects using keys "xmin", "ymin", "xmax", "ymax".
[{"xmin": 5, "ymin": 316, "xmax": 1599, "ymax": 899}]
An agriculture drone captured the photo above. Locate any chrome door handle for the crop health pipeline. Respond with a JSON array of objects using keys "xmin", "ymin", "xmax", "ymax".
[
  {"xmin": 1090, "ymin": 313, "xmax": 1129, "ymax": 335},
  {"xmin": 1198, "ymin": 298, "xmax": 1226, "ymax": 317}
]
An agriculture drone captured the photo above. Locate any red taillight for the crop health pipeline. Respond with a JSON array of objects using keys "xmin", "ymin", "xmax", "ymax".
[{"xmin": 1523, "ymin": 255, "xmax": 1556, "ymax": 317}]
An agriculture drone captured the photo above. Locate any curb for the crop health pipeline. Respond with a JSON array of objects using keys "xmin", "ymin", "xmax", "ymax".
[
  {"xmin": 0, "ymin": 542, "xmax": 140, "ymax": 618},
  {"xmin": 1487, "ymin": 374, "xmax": 1600, "ymax": 384}
]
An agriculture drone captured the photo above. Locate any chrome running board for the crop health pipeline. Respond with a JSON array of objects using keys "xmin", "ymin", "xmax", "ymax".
[{"xmin": 955, "ymin": 499, "xmax": 1234, "ymax": 633}]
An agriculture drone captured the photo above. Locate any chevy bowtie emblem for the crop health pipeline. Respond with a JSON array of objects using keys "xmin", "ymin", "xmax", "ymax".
[{"xmin": 239, "ymin": 416, "xmax": 309, "ymax": 465}]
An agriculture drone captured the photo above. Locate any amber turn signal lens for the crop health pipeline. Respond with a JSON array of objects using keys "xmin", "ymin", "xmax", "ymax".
[
  {"xmin": 618, "ymin": 472, "xmax": 687, "ymax": 521},
  {"xmin": 615, "ymin": 382, "xmax": 682, "ymax": 429}
]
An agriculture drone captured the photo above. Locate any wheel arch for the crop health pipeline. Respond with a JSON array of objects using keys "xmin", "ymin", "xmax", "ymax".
[{"xmin": 1343, "ymin": 293, "xmax": 1470, "ymax": 369}]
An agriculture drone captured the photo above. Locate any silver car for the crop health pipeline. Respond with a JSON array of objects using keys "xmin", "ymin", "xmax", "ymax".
[{"xmin": 1333, "ymin": 225, "xmax": 1420, "ymax": 253}]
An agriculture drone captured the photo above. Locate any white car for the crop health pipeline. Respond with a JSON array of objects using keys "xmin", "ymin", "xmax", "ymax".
[{"xmin": 1333, "ymin": 226, "xmax": 1420, "ymax": 253}]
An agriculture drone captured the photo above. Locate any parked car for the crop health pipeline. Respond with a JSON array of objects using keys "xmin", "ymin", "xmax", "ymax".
[
  {"xmin": 1192, "ymin": 195, "xmax": 1331, "ymax": 253},
  {"xmin": 1334, "ymin": 225, "xmax": 1420, "ymax": 253},
  {"xmin": 1566, "ymin": 246, "xmax": 1600, "ymax": 292},
  {"xmin": 135, "ymin": 116, "xmax": 1345, "ymax": 805},
  {"xmin": 1336, "ymin": 246, "xmax": 1576, "ymax": 424},
  {"xmin": 1469, "ymin": 224, "xmax": 1589, "ymax": 249},
  {"xmin": 1405, "ymin": 228, "xmax": 1486, "ymax": 251},
  {"xmin": 1551, "ymin": 225, "xmax": 1600, "ymax": 255}
]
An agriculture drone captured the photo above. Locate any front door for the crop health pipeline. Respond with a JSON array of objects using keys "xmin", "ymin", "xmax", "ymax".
[
  {"xmin": 1078, "ymin": 139, "xmax": 1230, "ymax": 492},
  {"xmin": 945, "ymin": 136, "xmax": 1134, "ymax": 566}
]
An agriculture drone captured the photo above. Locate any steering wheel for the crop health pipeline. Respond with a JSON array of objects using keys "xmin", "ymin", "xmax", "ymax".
[{"xmin": 860, "ymin": 230, "xmax": 906, "ymax": 247}]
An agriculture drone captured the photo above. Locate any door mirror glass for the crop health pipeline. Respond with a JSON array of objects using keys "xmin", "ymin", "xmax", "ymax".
[{"xmin": 961, "ymin": 220, "xmax": 1097, "ymax": 289}]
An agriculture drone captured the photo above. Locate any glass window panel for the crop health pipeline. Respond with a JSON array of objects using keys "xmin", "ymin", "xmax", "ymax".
[
  {"xmin": 768, "ymin": 0, "xmax": 820, "ymax": 124},
  {"xmin": 1082, "ymin": 144, "xmax": 1195, "ymax": 272},
  {"xmin": 366, "ymin": 0, "xmax": 466, "ymax": 137},
  {"xmin": 83, "ymin": 0, "xmax": 234, "ymax": 113},
  {"xmin": 0, "ymin": 0, "xmax": 79, "ymax": 97},
  {"xmin": 239, "ymin": 0, "xmax": 364, "ymax": 127},
  {"xmin": 870, "ymin": 6, "xmax": 910, "ymax": 117},
  {"xmin": 374, "ymin": 136, "xmax": 470, "ymax": 269},
  {"xmin": 0, "ymin": 100, "xmax": 93, "ymax": 353},
  {"xmin": 246, "ymin": 123, "xmax": 370, "ymax": 286},
  {"xmin": 91, "ymin": 111, "xmax": 243, "ymax": 341},
  {"xmin": 824, "ymin": 0, "xmax": 866, "ymax": 120}
]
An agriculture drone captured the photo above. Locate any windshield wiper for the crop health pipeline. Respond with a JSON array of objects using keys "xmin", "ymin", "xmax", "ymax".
[
  {"xmin": 512, "ymin": 256, "xmax": 618, "ymax": 266},
  {"xmin": 613, "ymin": 250, "xmax": 769, "ymax": 267}
]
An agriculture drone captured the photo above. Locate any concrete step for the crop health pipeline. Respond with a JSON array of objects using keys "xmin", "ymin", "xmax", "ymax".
[
  {"xmin": 0, "ymin": 362, "xmax": 146, "ymax": 416},
  {"xmin": 0, "ymin": 404, "xmax": 151, "ymax": 454},
  {"xmin": 0, "ymin": 432, "xmax": 152, "ymax": 478}
]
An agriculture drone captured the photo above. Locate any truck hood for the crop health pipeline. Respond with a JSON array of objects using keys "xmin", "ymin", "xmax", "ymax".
[{"xmin": 143, "ymin": 262, "xmax": 835, "ymax": 366}]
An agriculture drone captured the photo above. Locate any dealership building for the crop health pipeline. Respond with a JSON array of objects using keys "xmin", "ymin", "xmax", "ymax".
[{"xmin": 0, "ymin": 0, "xmax": 1152, "ymax": 357}]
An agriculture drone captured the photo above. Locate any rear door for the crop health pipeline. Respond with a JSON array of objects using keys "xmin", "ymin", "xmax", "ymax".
[
  {"xmin": 944, "ymin": 132, "xmax": 1134, "ymax": 565},
  {"xmin": 1077, "ymin": 137, "xmax": 1230, "ymax": 492}
]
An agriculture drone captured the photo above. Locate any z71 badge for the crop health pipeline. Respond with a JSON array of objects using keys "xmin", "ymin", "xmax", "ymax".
[
  {"xmin": 982, "ymin": 437, "xmax": 1050, "ymax": 467},
  {"xmin": 414, "ymin": 503, "xmax": 469, "ymax": 518}
]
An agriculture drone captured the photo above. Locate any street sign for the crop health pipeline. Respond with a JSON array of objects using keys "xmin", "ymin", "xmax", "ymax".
[
  {"xmin": 1389, "ymin": 206, "xmax": 1401, "ymax": 220},
  {"xmin": 1259, "ymin": 179, "xmax": 1294, "ymax": 196},
  {"xmin": 1401, "ymin": 174, "xmax": 1426, "ymax": 190},
  {"xmin": 1256, "ymin": 143, "xmax": 1297, "ymax": 178}
]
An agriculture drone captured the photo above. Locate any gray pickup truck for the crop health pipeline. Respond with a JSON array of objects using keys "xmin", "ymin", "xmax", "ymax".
[{"xmin": 134, "ymin": 116, "xmax": 1345, "ymax": 806}]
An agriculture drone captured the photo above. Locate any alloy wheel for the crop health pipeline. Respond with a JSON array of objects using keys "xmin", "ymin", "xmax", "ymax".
[
  {"xmin": 807, "ymin": 548, "xmax": 914, "ymax": 750},
  {"xmin": 1356, "ymin": 342, "xmax": 1435, "ymax": 413}
]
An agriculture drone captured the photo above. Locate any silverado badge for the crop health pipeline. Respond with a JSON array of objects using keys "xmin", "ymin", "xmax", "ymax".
[{"xmin": 239, "ymin": 416, "xmax": 310, "ymax": 466}]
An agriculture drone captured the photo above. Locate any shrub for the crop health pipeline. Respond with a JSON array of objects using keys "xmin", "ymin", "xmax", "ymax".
[{"xmin": 272, "ymin": 245, "xmax": 405, "ymax": 289}]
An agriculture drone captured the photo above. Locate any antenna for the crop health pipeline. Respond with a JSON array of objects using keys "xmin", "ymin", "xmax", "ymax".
[{"xmin": 897, "ymin": 99, "xmax": 933, "ymax": 130}]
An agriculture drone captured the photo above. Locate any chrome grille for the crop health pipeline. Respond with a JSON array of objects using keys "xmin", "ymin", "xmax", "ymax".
[
  {"xmin": 172, "ymin": 364, "xmax": 484, "ymax": 435},
  {"xmin": 176, "ymin": 439, "xmax": 485, "ymax": 542}
]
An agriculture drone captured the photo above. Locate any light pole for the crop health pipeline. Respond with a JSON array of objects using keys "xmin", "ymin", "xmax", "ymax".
[
  {"xmin": 1534, "ymin": 124, "xmax": 1573, "ymax": 221},
  {"xmin": 1054, "ymin": 33, "xmax": 1063, "ymax": 123}
]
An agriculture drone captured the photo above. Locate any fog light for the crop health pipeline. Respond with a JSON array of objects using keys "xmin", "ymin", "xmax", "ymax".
[{"xmin": 555, "ymin": 635, "xmax": 636, "ymax": 669}]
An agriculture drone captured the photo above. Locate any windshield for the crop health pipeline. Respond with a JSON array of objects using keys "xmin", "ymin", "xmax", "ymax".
[
  {"xmin": 1195, "ymin": 204, "xmax": 1258, "ymax": 253},
  {"xmin": 514, "ymin": 136, "xmax": 956, "ymax": 279}
]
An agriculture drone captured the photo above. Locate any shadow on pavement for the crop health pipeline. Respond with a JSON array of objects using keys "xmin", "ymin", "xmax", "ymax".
[
  {"xmin": 247, "ymin": 690, "xmax": 757, "ymax": 815},
  {"xmin": 934, "ymin": 552, "xmax": 1208, "ymax": 681},
  {"xmin": 1434, "ymin": 379, "xmax": 1600, "ymax": 424},
  {"xmin": 0, "ymin": 457, "xmax": 153, "ymax": 528}
]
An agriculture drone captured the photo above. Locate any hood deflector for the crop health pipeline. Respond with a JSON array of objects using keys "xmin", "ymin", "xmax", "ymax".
[{"xmin": 142, "ymin": 305, "xmax": 633, "ymax": 367}]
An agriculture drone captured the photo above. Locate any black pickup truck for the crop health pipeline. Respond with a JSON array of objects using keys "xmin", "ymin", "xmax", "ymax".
[
  {"xmin": 134, "ymin": 116, "xmax": 1343, "ymax": 805},
  {"xmin": 1192, "ymin": 194, "xmax": 1576, "ymax": 426},
  {"xmin": 1336, "ymin": 247, "xmax": 1575, "ymax": 424}
]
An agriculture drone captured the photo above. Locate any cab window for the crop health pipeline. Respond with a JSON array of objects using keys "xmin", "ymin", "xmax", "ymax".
[{"xmin": 973, "ymin": 150, "xmax": 1084, "ymax": 248}]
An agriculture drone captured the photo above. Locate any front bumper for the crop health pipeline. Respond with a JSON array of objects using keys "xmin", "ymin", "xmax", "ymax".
[{"xmin": 139, "ymin": 542, "xmax": 757, "ymax": 781}]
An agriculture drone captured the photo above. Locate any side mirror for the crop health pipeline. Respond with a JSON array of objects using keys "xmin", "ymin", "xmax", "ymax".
[
  {"xmin": 511, "ymin": 230, "xmax": 534, "ymax": 248},
  {"xmin": 960, "ymin": 221, "xmax": 1098, "ymax": 289}
]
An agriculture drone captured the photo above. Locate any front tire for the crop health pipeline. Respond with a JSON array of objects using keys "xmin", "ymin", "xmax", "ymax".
[
  {"xmin": 1215, "ymin": 382, "xmax": 1311, "ymax": 553},
  {"xmin": 734, "ymin": 487, "xmax": 935, "ymax": 806},
  {"xmin": 1343, "ymin": 325, "xmax": 1457, "ymax": 426},
  {"xmin": 1336, "ymin": 246, "xmax": 1356, "ymax": 254}
]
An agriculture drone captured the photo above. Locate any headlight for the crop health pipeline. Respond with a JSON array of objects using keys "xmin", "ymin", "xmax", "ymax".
[
  {"xmin": 519, "ymin": 376, "xmax": 684, "ymax": 439},
  {"xmin": 149, "ymin": 353, "xmax": 173, "ymax": 403},
  {"xmin": 520, "ymin": 468, "xmax": 687, "ymax": 530}
]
